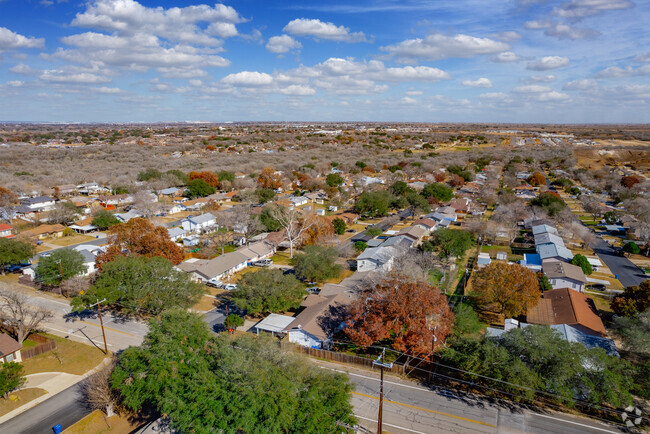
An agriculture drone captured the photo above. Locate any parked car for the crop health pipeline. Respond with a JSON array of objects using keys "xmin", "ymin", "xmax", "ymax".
[
  {"xmin": 588, "ymin": 284, "xmax": 606, "ymax": 291},
  {"xmin": 224, "ymin": 284, "xmax": 238, "ymax": 291},
  {"xmin": 206, "ymin": 278, "xmax": 224, "ymax": 288},
  {"xmin": 251, "ymin": 259, "xmax": 273, "ymax": 267},
  {"xmin": 306, "ymin": 287, "xmax": 320, "ymax": 294},
  {"xmin": 4, "ymin": 263, "xmax": 31, "ymax": 273}
]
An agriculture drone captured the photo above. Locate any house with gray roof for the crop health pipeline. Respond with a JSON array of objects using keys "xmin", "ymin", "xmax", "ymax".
[
  {"xmin": 543, "ymin": 260, "xmax": 587, "ymax": 293},
  {"xmin": 537, "ymin": 243, "xmax": 574, "ymax": 262},
  {"xmin": 181, "ymin": 213, "xmax": 216, "ymax": 233},
  {"xmin": 356, "ymin": 246, "xmax": 400, "ymax": 272},
  {"xmin": 193, "ymin": 251, "xmax": 249, "ymax": 282},
  {"xmin": 532, "ymin": 224, "xmax": 558, "ymax": 236},
  {"xmin": 115, "ymin": 209, "xmax": 142, "ymax": 223}
]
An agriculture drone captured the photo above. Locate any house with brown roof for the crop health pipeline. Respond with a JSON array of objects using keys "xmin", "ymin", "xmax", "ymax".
[
  {"xmin": 22, "ymin": 224, "xmax": 66, "ymax": 240},
  {"xmin": 282, "ymin": 293, "xmax": 352, "ymax": 349},
  {"xmin": 525, "ymin": 288, "xmax": 607, "ymax": 337},
  {"xmin": 0, "ymin": 333, "xmax": 22, "ymax": 363},
  {"xmin": 0, "ymin": 223, "xmax": 14, "ymax": 239},
  {"xmin": 542, "ymin": 261, "xmax": 587, "ymax": 293}
]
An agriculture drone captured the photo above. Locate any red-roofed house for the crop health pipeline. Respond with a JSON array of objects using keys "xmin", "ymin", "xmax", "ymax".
[{"xmin": 0, "ymin": 224, "xmax": 14, "ymax": 238}]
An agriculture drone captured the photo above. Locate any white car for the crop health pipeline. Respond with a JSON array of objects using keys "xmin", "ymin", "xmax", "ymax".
[
  {"xmin": 224, "ymin": 284, "xmax": 238, "ymax": 291},
  {"xmin": 206, "ymin": 278, "xmax": 223, "ymax": 288}
]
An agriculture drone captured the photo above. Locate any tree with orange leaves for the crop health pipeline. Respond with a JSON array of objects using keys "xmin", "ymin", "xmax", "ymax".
[
  {"xmin": 470, "ymin": 261, "xmax": 540, "ymax": 318},
  {"xmin": 257, "ymin": 167, "xmax": 283, "ymax": 190},
  {"xmin": 300, "ymin": 215, "xmax": 335, "ymax": 247},
  {"xmin": 527, "ymin": 171, "xmax": 546, "ymax": 186},
  {"xmin": 345, "ymin": 278, "xmax": 453, "ymax": 357},
  {"xmin": 188, "ymin": 171, "xmax": 219, "ymax": 188},
  {"xmin": 621, "ymin": 175, "xmax": 641, "ymax": 189},
  {"xmin": 0, "ymin": 187, "xmax": 19, "ymax": 223},
  {"xmin": 96, "ymin": 218, "xmax": 184, "ymax": 269}
]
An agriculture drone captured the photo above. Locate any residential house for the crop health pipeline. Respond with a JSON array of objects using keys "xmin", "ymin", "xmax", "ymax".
[
  {"xmin": 537, "ymin": 243, "xmax": 574, "ymax": 262},
  {"xmin": 157, "ymin": 187, "xmax": 182, "ymax": 197},
  {"xmin": 288, "ymin": 196, "xmax": 309, "ymax": 208},
  {"xmin": 543, "ymin": 261, "xmax": 587, "ymax": 293},
  {"xmin": 358, "ymin": 176, "xmax": 385, "ymax": 187},
  {"xmin": 158, "ymin": 203, "xmax": 185, "ymax": 216},
  {"xmin": 413, "ymin": 218, "xmax": 437, "ymax": 233},
  {"xmin": 76, "ymin": 182, "xmax": 103, "ymax": 195},
  {"xmin": 477, "ymin": 252, "xmax": 492, "ymax": 268},
  {"xmin": 0, "ymin": 223, "xmax": 14, "ymax": 238},
  {"xmin": 486, "ymin": 319, "xmax": 617, "ymax": 356},
  {"xmin": 534, "ymin": 231, "xmax": 565, "ymax": 248},
  {"xmin": 0, "ymin": 334, "xmax": 22, "ymax": 363},
  {"xmin": 520, "ymin": 253, "xmax": 542, "ymax": 272},
  {"xmin": 525, "ymin": 288, "xmax": 607, "ymax": 337},
  {"xmin": 449, "ymin": 197, "xmax": 472, "ymax": 214},
  {"xmin": 191, "ymin": 251, "xmax": 249, "ymax": 283},
  {"xmin": 181, "ymin": 213, "xmax": 216, "ymax": 233},
  {"xmin": 255, "ymin": 314, "xmax": 296, "ymax": 336},
  {"xmin": 283, "ymin": 293, "xmax": 351, "ymax": 349},
  {"xmin": 238, "ymin": 241, "xmax": 276, "ymax": 263},
  {"xmin": 356, "ymin": 246, "xmax": 400, "ymax": 272},
  {"xmin": 22, "ymin": 224, "xmax": 66, "ymax": 240},
  {"xmin": 52, "ymin": 184, "xmax": 76, "ymax": 196},
  {"xmin": 72, "ymin": 245, "xmax": 103, "ymax": 275},
  {"xmin": 115, "ymin": 209, "xmax": 142, "ymax": 223},
  {"xmin": 22, "ymin": 196, "xmax": 56, "ymax": 211},
  {"xmin": 168, "ymin": 227, "xmax": 186, "ymax": 241},
  {"xmin": 182, "ymin": 198, "xmax": 209, "ymax": 212},
  {"xmin": 68, "ymin": 217, "xmax": 98, "ymax": 234},
  {"xmin": 396, "ymin": 225, "xmax": 428, "ymax": 244},
  {"xmin": 99, "ymin": 194, "xmax": 134, "ymax": 207},
  {"xmin": 532, "ymin": 224, "xmax": 559, "ymax": 236}
]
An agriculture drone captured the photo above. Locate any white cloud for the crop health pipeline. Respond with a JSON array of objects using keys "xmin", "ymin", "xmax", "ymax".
[
  {"xmin": 283, "ymin": 18, "xmax": 367, "ymax": 42},
  {"xmin": 6, "ymin": 80, "xmax": 24, "ymax": 87},
  {"xmin": 634, "ymin": 52, "xmax": 650, "ymax": 63},
  {"xmin": 400, "ymin": 96, "xmax": 417, "ymax": 104},
  {"xmin": 492, "ymin": 31, "xmax": 521, "ymax": 42},
  {"xmin": 405, "ymin": 90, "xmax": 423, "ymax": 96},
  {"xmin": 563, "ymin": 78, "xmax": 598, "ymax": 91},
  {"xmin": 513, "ymin": 85, "xmax": 552, "ymax": 93},
  {"xmin": 221, "ymin": 71, "xmax": 274, "ymax": 87},
  {"xmin": 553, "ymin": 0, "xmax": 634, "ymax": 19},
  {"xmin": 381, "ymin": 33, "xmax": 509, "ymax": 62},
  {"xmin": 595, "ymin": 64, "xmax": 650, "ymax": 78},
  {"xmin": 39, "ymin": 69, "xmax": 112, "ymax": 84},
  {"xmin": 266, "ymin": 35, "xmax": 302, "ymax": 54},
  {"xmin": 544, "ymin": 23, "xmax": 599, "ymax": 39},
  {"xmin": 0, "ymin": 27, "xmax": 45, "ymax": 52},
  {"xmin": 279, "ymin": 85, "xmax": 316, "ymax": 96},
  {"xmin": 527, "ymin": 56, "xmax": 570, "ymax": 70},
  {"xmin": 9, "ymin": 63, "xmax": 37, "ymax": 74},
  {"xmin": 188, "ymin": 79, "xmax": 202, "ymax": 87},
  {"xmin": 93, "ymin": 86, "xmax": 123, "ymax": 94},
  {"xmin": 537, "ymin": 91, "xmax": 570, "ymax": 101},
  {"xmin": 376, "ymin": 66, "xmax": 450, "ymax": 82},
  {"xmin": 479, "ymin": 92, "xmax": 510, "ymax": 100},
  {"xmin": 525, "ymin": 75, "xmax": 556, "ymax": 83},
  {"xmin": 491, "ymin": 51, "xmax": 521, "ymax": 62},
  {"xmin": 207, "ymin": 22, "xmax": 238, "ymax": 39},
  {"xmin": 462, "ymin": 77, "xmax": 492, "ymax": 88},
  {"xmin": 525, "ymin": 20, "xmax": 552, "ymax": 30}
]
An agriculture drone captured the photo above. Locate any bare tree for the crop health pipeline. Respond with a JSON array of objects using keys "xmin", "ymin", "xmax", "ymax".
[
  {"xmin": 270, "ymin": 207, "xmax": 315, "ymax": 258},
  {"xmin": 0, "ymin": 289, "xmax": 53, "ymax": 343},
  {"xmin": 392, "ymin": 249, "xmax": 438, "ymax": 282},
  {"xmin": 132, "ymin": 190, "xmax": 160, "ymax": 218},
  {"xmin": 0, "ymin": 188, "xmax": 19, "ymax": 223},
  {"xmin": 204, "ymin": 212, "xmax": 235, "ymax": 255},
  {"xmin": 82, "ymin": 357, "xmax": 118, "ymax": 417},
  {"xmin": 61, "ymin": 276, "xmax": 91, "ymax": 298}
]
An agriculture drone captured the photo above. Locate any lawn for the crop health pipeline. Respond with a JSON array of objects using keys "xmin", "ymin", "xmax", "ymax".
[
  {"xmin": 589, "ymin": 293, "xmax": 614, "ymax": 313},
  {"xmin": 49, "ymin": 234, "xmax": 100, "ymax": 247},
  {"xmin": 0, "ymin": 388, "xmax": 47, "ymax": 417},
  {"xmin": 21, "ymin": 333, "xmax": 107, "ymax": 376},
  {"xmin": 192, "ymin": 294, "xmax": 219, "ymax": 312},
  {"xmin": 64, "ymin": 409, "xmax": 141, "ymax": 434},
  {"xmin": 322, "ymin": 268, "xmax": 354, "ymax": 285},
  {"xmin": 270, "ymin": 251, "xmax": 293, "ymax": 266}
]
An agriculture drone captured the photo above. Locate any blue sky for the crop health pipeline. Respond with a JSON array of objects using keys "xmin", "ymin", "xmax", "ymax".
[{"xmin": 0, "ymin": 0, "xmax": 648, "ymax": 122}]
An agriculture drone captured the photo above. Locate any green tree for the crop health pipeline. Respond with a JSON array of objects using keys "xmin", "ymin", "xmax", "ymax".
[
  {"xmin": 365, "ymin": 226, "xmax": 382, "ymax": 237},
  {"xmin": 0, "ymin": 238, "xmax": 34, "ymax": 273},
  {"xmin": 186, "ymin": 179, "xmax": 215, "ymax": 198},
  {"xmin": 230, "ymin": 268, "xmax": 305, "ymax": 315},
  {"xmin": 622, "ymin": 241, "xmax": 640, "ymax": 255},
  {"xmin": 571, "ymin": 254, "xmax": 593, "ymax": 275},
  {"xmin": 326, "ymin": 173, "xmax": 344, "ymax": 188},
  {"xmin": 259, "ymin": 205, "xmax": 282, "ymax": 231},
  {"xmin": 538, "ymin": 274, "xmax": 553, "ymax": 291},
  {"xmin": 137, "ymin": 168, "xmax": 163, "ymax": 182},
  {"xmin": 447, "ymin": 165, "xmax": 474, "ymax": 182},
  {"xmin": 612, "ymin": 280, "xmax": 650, "ymax": 317},
  {"xmin": 291, "ymin": 245, "xmax": 342, "ymax": 283},
  {"xmin": 354, "ymin": 191, "xmax": 394, "ymax": 217},
  {"xmin": 530, "ymin": 193, "xmax": 565, "ymax": 216},
  {"xmin": 217, "ymin": 170, "xmax": 235, "ymax": 183},
  {"xmin": 0, "ymin": 362, "xmax": 25, "ymax": 399},
  {"xmin": 611, "ymin": 308, "xmax": 650, "ymax": 355},
  {"xmin": 429, "ymin": 228, "xmax": 472, "ymax": 258},
  {"xmin": 422, "ymin": 183, "xmax": 454, "ymax": 202},
  {"xmin": 35, "ymin": 248, "xmax": 86, "ymax": 286},
  {"xmin": 332, "ymin": 218, "xmax": 346, "ymax": 235},
  {"xmin": 449, "ymin": 303, "xmax": 485, "ymax": 340},
  {"xmin": 91, "ymin": 209, "xmax": 120, "ymax": 229},
  {"xmin": 354, "ymin": 241, "xmax": 368, "ymax": 253},
  {"xmin": 405, "ymin": 191, "xmax": 431, "ymax": 214},
  {"xmin": 111, "ymin": 311, "xmax": 355, "ymax": 433},
  {"xmin": 255, "ymin": 188, "xmax": 276, "ymax": 203},
  {"xmin": 226, "ymin": 313, "xmax": 244, "ymax": 329},
  {"xmin": 71, "ymin": 256, "xmax": 203, "ymax": 316},
  {"xmin": 165, "ymin": 169, "xmax": 188, "ymax": 184},
  {"xmin": 551, "ymin": 178, "xmax": 573, "ymax": 189},
  {"xmin": 389, "ymin": 181, "xmax": 410, "ymax": 196},
  {"xmin": 355, "ymin": 161, "xmax": 366, "ymax": 169}
]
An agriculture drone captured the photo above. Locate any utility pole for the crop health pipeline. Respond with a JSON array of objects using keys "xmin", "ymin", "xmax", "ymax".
[
  {"xmin": 89, "ymin": 298, "xmax": 108, "ymax": 354},
  {"xmin": 373, "ymin": 348, "xmax": 393, "ymax": 434}
]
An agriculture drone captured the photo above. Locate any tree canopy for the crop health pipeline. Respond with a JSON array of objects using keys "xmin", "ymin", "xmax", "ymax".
[
  {"xmin": 429, "ymin": 228, "xmax": 473, "ymax": 258},
  {"xmin": 422, "ymin": 183, "xmax": 454, "ymax": 202},
  {"xmin": 527, "ymin": 172, "xmax": 546, "ymax": 186},
  {"xmin": 0, "ymin": 362, "xmax": 25, "ymax": 399},
  {"xmin": 332, "ymin": 218, "xmax": 346, "ymax": 235},
  {"xmin": 259, "ymin": 205, "xmax": 282, "ymax": 232},
  {"xmin": 35, "ymin": 248, "xmax": 86, "ymax": 286},
  {"xmin": 291, "ymin": 245, "xmax": 342, "ymax": 283},
  {"xmin": 186, "ymin": 178, "xmax": 216, "ymax": 198},
  {"xmin": 255, "ymin": 188, "xmax": 276, "ymax": 203},
  {"xmin": 111, "ymin": 310, "xmax": 355, "ymax": 433},
  {"xmin": 470, "ymin": 261, "xmax": 540, "ymax": 317},
  {"xmin": 72, "ymin": 255, "xmax": 203, "ymax": 316},
  {"xmin": 530, "ymin": 193, "xmax": 565, "ymax": 216},
  {"xmin": 611, "ymin": 280, "xmax": 650, "ymax": 317},
  {"xmin": 611, "ymin": 308, "xmax": 650, "ymax": 355},
  {"xmin": 622, "ymin": 241, "xmax": 640, "ymax": 255},
  {"xmin": 354, "ymin": 191, "xmax": 394, "ymax": 217},
  {"xmin": 571, "ymin": 254, "xmax": 593, "ymax": 275},
  {"xmin": 188, "ymin": 171, "xmax": 220, "ymax": 188},
  {"xmin": 326, "ymin": 173, "xmax": 344, "ymax": 188},
  {"xmin": 345, "ymin": 278, "xmax": 453, "ymax": 357},
  {"xmin": 440, "ymin": 326, "xmax": 635, "ymax": 408},
  {"xmin": 230, "ymin": 268, "xmax": 305, "ymax": 315},
  {"xmin": 0, "ymin": 238, "xmax": 34, "ymax": 271},
  {"xmin": 91, "ymin": 209, "xmax": 121, "ymax": 229},
  {"xmin": 96, "ymin": 218, "xmax": 184, "ymax": 268}
]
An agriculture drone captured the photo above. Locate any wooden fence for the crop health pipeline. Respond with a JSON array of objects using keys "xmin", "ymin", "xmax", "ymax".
[
  {"xmin": 283, "ymin": 343, "xmax": 406, "ymax": 375},
  {"xmin": 22, "ymin": 334, "xmax": 57, "ymax": 359}
]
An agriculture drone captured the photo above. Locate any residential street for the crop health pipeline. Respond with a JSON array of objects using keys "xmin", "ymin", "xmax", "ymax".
[
  {"xmin": 590, "ymin": 236, "xmax": 647, "ymax": 288},
  {"xmin": 319, "ymin": 361, "xmax": 626, "ymax": 434}
]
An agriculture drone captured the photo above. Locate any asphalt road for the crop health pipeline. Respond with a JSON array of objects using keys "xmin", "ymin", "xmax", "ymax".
[
  {"xmin": 591, "ymin": 236, "xmax": 647, "ymax": 288},
  {"xmin": 322, "ymin": 362, "xmax": 627, "ymax": 434},
  {"xmin": 0, "ymin": 383, "xmax": 89, "ymax": 434}
]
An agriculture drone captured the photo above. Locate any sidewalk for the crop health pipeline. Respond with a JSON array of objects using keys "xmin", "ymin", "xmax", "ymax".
[{"xmin": 0, "ymin": 357, "xmax": 111, "ymax": 424}]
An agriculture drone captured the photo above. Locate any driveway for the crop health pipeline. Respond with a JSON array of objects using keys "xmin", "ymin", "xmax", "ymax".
[{"xmin": 590, "ymin": 237, "xmax": 647, "ymax": 288}]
